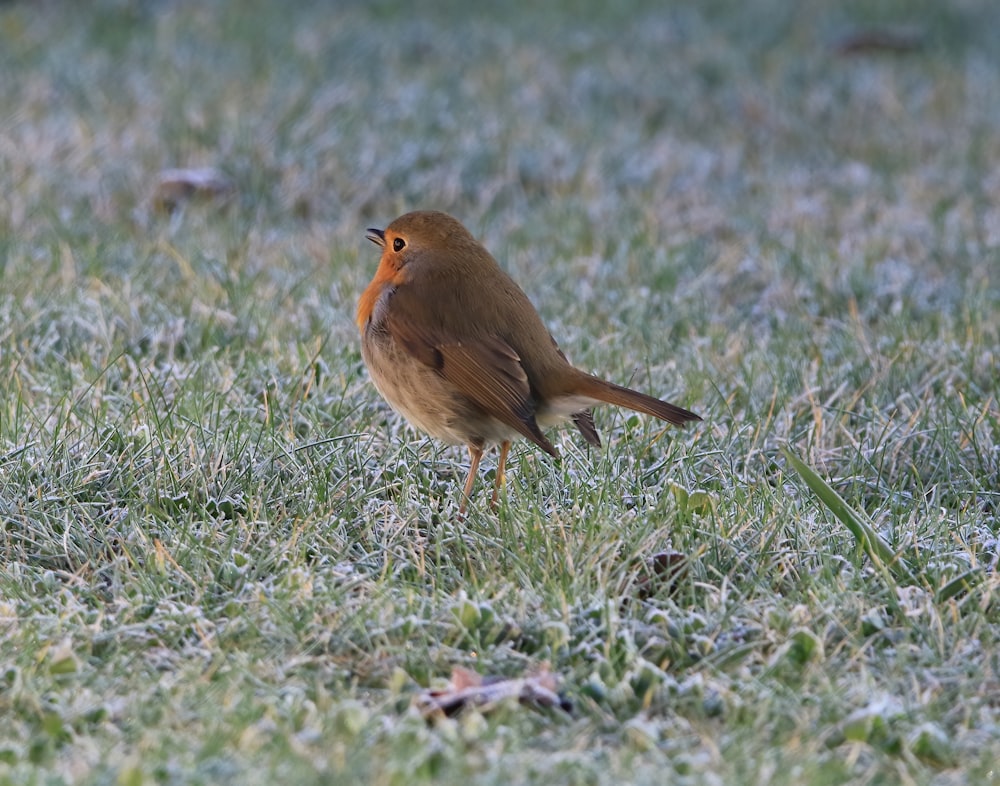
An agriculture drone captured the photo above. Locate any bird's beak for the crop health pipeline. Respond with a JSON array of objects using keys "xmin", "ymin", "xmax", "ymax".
[{"xmin": 366, "ymin": 227, "xmax": 386, "ymax": 248}]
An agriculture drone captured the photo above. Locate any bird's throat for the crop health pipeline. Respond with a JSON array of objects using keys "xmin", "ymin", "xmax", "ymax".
[{"xmin": 356, "ymin": 267, "xmax": 399, "ymax": 332}]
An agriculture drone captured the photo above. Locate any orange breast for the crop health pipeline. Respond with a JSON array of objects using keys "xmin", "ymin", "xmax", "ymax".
[{"xmin": 356, "ymin": 260, "xmax": 400, "ymax": 332}]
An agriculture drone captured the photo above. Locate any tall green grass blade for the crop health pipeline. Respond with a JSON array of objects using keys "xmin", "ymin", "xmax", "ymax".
[
  {"xmin": 934, "ymin": 567, "xmax": 986, "ymax": 604},
  {"xmin": 782, "ymin": 447, "xmax": 917, "ymax": 586}
]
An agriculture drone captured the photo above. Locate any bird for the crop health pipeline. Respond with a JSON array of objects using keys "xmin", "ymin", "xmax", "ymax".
[{"xmin": 356, "ymin": 210, "xmax": 700, "ymax": 513}]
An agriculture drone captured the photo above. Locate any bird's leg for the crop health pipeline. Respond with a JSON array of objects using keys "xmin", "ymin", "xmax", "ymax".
[
  {"xmin": 460, "ymin": 445, "xmax": 483, "ymax": 515},
  {"xmin": 490, "ymin": 440, "xmax": 511, "ymax": 510}
]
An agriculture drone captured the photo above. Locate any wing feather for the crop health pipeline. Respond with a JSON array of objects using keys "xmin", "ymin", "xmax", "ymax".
[{"xmin": 386, "ymin": 309, "xmax": 557, "ymax": 456}]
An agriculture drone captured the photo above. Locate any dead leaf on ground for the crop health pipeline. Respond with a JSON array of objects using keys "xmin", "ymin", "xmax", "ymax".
[
  {"xmin": 416, "ymin": 665, "xmax": 571, "ymax": 719},
  {"xmin": 152, "ymin": 167, "xmax": 235, "ymax": 213},
  {"xmin": 834, "ymin": 28, "xmax": 925, "ymax": 56},
  {"xmin": 631, "ymin": 550, "xmax": 693, "ymax": 602}
]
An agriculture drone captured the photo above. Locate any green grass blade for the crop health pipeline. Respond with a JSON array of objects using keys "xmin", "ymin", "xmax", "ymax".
[
  {"xmin": 782, "ymin": 447, "xmax": 917, "ymax": 586},
  {"xmin": 934, "ymin": 567, "xmax": 985, "ymax": 603}
]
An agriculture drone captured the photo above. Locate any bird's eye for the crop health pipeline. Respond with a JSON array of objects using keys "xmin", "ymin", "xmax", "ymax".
[{"xmin": 393, "ymin": 238, "xmax": 405, "ymax": 252}]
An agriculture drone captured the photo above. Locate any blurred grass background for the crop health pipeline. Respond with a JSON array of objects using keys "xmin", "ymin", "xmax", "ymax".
[{"xmin": 1, "ymin": 0, "xmax": 998, "ymax": 784}]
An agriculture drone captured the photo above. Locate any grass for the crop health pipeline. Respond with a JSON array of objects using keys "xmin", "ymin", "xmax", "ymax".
[{"xmin": 1, "ymin": 0, "xmax": 999, "ymax": 783}]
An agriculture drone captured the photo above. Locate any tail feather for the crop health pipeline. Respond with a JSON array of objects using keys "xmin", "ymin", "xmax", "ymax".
[{"xmin": 573, "ymin": 373, "xmax": 701, "ymax": 426}]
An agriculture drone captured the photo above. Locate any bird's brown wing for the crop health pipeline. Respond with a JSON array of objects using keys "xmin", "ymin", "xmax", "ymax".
[
  {"xmin": 550, "ymin": 333, "xmax": 602, "ymax": 447},
  {"xmin": 386, "ymin": 308, "xmax": 558, "ymax": 456},
  {"xmin": 572, "ymin": 411, "xmax": 601, "ymax": 447}
]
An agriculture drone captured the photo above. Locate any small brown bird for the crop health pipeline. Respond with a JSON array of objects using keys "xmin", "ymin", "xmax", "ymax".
[{"xmin": 357, "ymin": 210, "xmax": 700, "ymax": 513}]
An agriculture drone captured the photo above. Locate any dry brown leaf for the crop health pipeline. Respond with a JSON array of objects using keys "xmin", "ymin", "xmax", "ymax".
[
  {"xmin": 153, "ymin": 167, "xmax": 235, "ymax": 213},
  {"xmin": 834, "ymin": 28, "xmax": 925, "ymax": 56},
  {"xmin": 633, "ymin": 550, "xmax": 690, "ymax": 602},
  {"xmin": 416, "ymin": 664, "xmax": 571, "ymax": 719}
]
